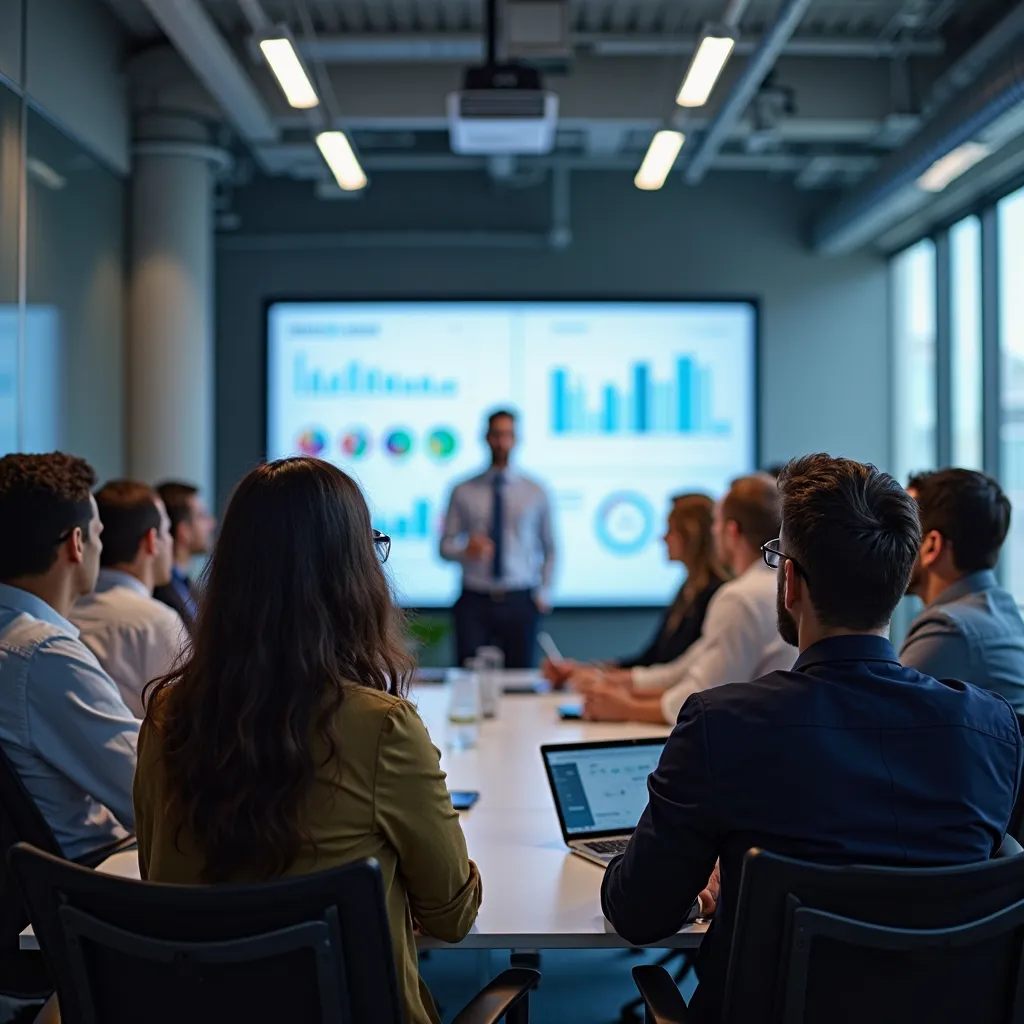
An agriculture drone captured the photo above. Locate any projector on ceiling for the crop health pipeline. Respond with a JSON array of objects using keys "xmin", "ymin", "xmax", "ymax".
[{"xmin": 447, "ymin": 64, "xmax": 559, "ymax": 155}]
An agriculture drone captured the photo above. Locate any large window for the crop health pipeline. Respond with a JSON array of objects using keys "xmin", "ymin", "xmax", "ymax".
[
  {"xmin": 1000, "ymin": 187, "xmax": 1024, "ymax": 597},
  {"xmin": 950, "ymin": 216, "xmax": 983, "ymax": 469},
  {"xmin": 892, "ymin": 239, "xmax": 937, "ymax": 483},
  {"xmin": 0, "ymin": 84, "xmax": 20, "ymax": 455}
]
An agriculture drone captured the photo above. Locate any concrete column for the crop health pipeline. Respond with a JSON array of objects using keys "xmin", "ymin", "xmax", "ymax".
[{"xmin": 128, "ymin": 114, "xmax": 228, "ymax": 499}]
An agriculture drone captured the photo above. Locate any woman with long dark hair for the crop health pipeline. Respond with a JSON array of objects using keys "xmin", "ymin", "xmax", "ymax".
[{"xmin": 134, "ymin": 457, "xmax": 481, "ymax": 1024}]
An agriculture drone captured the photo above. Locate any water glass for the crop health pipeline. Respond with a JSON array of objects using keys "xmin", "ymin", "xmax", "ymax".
[
  {"xmin": 474, "ymin": 645, "xmax": 505, "ymax": 719},
  {"xmin": 447, "ymin": 668, "xmax": 480, "ymax": 750}
]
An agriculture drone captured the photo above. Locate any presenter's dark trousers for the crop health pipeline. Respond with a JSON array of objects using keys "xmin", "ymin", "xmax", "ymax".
[{"xmin": 454, "ymin": 588, "xmax": 539, "ymax": 669}]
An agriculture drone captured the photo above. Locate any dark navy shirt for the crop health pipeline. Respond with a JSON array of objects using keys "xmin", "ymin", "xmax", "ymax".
[{"xmin": 602, "ymin": 635, "xmax": 1022, "ymax": 1023}]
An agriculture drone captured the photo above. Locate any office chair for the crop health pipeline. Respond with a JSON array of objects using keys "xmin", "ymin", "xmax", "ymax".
[
  {"xmin": 0, "ymin": 747, "xmax": 133, "ymax": 1000},
  {"xmin": 10, "ymin": 843, "xmax": 540, "ymax": 1024},
  {"xmin": 631, "ymin": 840, "xmax": 1024, "ymax": 1024},
  {"xmin": 1009, "ymin": 712, "xmax": 1024, "ymax": 842}
]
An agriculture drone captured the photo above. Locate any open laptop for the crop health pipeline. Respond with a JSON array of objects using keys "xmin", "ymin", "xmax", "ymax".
[{"xmin": 541, "ymin": 737, "xmax": 665, "ymax": 867}]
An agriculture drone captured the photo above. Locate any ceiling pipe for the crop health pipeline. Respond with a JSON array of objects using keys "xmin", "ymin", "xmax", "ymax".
[
  {"xmin": 921, "ymin": 2, "xmax": 1024, "ymax": 118},
  {"xmin": 812, "ymin": 39, "xmax": 1024, "ymax": 254},
  {"xmin": 138, "ymin": 0, "xmax": 278, "ymax": 143},
  {"xmin": 681, "ymin": 0, "xmax": 813, "ymax": 184},
  {"xmin": 297, "ymin": 33, "xmax": 942, "ymax": 63},
  {"xmin": 721, "ymin": 0, "xmax": 752, "ymax": 28}
]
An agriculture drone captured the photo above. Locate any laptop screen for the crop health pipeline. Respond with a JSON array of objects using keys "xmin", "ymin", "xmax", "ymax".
[{"xmin": 544, "ymin": 742, "xmax": 663, "ymax": 836}]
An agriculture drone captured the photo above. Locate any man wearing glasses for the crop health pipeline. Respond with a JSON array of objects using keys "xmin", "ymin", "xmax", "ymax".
[
  {"xmin": 580, "ymin": 472, "xmax": 791, "ymax": 723},
  {"xmin": 602, "ymin": 455, "xmax": 1021, "ymax": 1024},
  {"xmin": 0, "ymin": 454, "xmax": 139, "ymax": 861}
]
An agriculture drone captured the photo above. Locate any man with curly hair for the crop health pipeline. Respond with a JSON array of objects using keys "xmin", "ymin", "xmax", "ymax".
[{"xmin": 0, "ymin": 452, "xmax": 138, "ymax": 858}]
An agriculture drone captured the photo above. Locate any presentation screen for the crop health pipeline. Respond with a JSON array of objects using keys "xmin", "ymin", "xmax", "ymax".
[{"xmin": 266, "ymin": 301, "xmax": 757, "ymax": 608}]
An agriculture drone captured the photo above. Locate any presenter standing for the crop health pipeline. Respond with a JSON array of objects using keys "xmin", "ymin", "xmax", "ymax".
[{"xmin": 440, "ymin": 410, "xmax": 556, "ymax": 668}]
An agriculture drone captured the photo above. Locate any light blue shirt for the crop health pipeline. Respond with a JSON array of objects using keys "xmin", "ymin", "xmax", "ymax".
[
  {"xmin": 440, "ymin": 467, "xmax": 556, "ymax": 598},
  {"xmin": 900, "ymin": 570, "xmax": 1024, "ymax": 712},
  {"xmin": 0, "ymin": 583, "xmax": 139, "ymax": 860}
]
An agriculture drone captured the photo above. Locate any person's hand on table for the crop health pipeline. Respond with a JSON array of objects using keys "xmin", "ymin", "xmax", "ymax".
[
  {"xmin": 569, "ymin": 666, "xmax": 607, "ymax": 694},
  {"xmin": 583, "ymin": 684, "xmax": 637, "ymax": 722},
  {"xmin": 697, "ymin": 860, "xmax": 721, "ymax": 918},
  {"xmin": 541, "ymin": 656, "xmax": 577, "ymax": 686},
  {"xmin": 464, "ymin": 533, "xmax": 495, "ymax": 561}
]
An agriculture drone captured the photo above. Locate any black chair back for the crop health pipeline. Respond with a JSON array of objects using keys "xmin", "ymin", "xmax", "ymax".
[
  {"xmin": 10, "ymin": 843, "xmax": 403, "ymax": 1024},
  {"xmin": 0, "ymin": 747, "xmax": 61, "ymax": 947},
  {"xmin": 721, "ymin": 846, "xmax": 1024, "ymax": 1024},
  {"xmin": 1010, "ymin": 712, "xmax": 1024, "ymax": 842}
]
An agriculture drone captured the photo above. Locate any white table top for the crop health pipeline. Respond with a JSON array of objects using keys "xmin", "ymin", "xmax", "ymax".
[{"xmin": 21, "ymin": 686, "xmax": 706, "ymax": 951}]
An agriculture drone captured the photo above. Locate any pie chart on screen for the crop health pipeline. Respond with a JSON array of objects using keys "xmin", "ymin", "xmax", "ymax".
[
  {"xmin": 384, "ymin": 428, "xmax": 414, "ymax": 459},
  {"xmin": 340, "ymin": 428, "xmax": 371, "ymax": 459},
  {"xmin": 296, "ymin": 428, "xmax": 328, "ymax": 457},
  {"xmin": 427, "ymin": 427, "xmax": 458, "ymax": 461}
]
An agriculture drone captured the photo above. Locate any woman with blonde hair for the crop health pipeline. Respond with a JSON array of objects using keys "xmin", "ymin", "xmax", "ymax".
[{"xmin": 544, "ymin": 492, "xmax": 727, "ymax": 682}]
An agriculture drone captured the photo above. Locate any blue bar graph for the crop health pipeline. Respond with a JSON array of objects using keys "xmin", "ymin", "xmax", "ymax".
[
  {"xmin": 375, "ymin": 499, "xmax": 432, "ymax": 540},
  {"xmin": 294, "ymin": 354, "xmax": 457, "ymax": 397},
  {"xmin": 549, "ymin": 356, "xmax": 730, "ymax": 436}
]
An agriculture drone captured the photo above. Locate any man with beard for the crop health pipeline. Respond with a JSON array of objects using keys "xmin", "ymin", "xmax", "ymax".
[
  {"xmin": 901, "ymin": 468, "xmax": 1024, "ymax": 711},
  {"xmin": 602, "ymin": 454, "xmax": 1021, "ymax": 1024}
]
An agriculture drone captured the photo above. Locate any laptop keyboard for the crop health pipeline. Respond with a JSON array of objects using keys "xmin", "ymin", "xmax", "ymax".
[{"xmin": 584, "ymin": 838, "xmax": 630, "ymax": 855}]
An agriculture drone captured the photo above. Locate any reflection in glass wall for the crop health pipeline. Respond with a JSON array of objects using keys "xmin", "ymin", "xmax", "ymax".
[
  {"xmin": 950, "ymin": 216, "xmax": 983, "ymax": 470},
  {"xmin": 1000, "ymin": 187, "xmax": 1024, "ymax": 597},
  {"xmin": 25, "ymin": 107, "xmax": 124, "ymax": 479},
  {"xmin": 892, "ymin": 239, "xmax": 937, "ymax": 485}
]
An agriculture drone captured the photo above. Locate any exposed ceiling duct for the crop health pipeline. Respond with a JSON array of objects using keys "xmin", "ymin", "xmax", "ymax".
[
  {"xmin": 812, "ymin": 37, "xmax": 1024, "ymax": 254},
  {"xmin": 137, "ymin": 0, "xmax": 278, "ymax": 143},
  {"xmin": 681, "ymin": 0, "xmax": 813, "ymax": 184}
]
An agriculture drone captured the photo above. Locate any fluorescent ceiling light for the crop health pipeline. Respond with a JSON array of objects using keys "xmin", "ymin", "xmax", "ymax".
[
  {"xmin": 635, "ymin": 130, "xmax": 685, "ymax": 191},
  {"xmin": 316, "ymin": 131, "xmax": 367, "ymax": 192},
  {"xmin": 677, "ymin": 31, "xmax": 737, "ymax": 108},
  {"xmin": 916, "ymin": 142, "xmax": 992, "ymax": 193},
  {"xmin": 259, "ymin": 35, "xmax": 319, "ymax": 109}
]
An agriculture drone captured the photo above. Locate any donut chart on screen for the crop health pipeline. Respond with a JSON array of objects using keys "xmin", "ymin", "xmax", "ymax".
[
  {"xmin": 267, "ymin": 301, "xmax": 757, "ymax": 607},
  {"xmin": 595, "ymin": 492, "xmax": 655, "ymax": 555}
]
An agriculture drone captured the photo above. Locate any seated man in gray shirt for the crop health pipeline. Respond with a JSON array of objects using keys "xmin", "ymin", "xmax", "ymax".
[
  {"xmin": 902, "ymin": 468, "xmax": 1024, "ymax": 712},
  {"xmin": 0, "ymin": 453, "xmax": 139, "ymax": 859}
]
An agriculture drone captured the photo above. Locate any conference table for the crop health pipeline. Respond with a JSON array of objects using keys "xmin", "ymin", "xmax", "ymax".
[{"xmin": 21, "ymin": 674, "xmax": 708, "ymax": 953}]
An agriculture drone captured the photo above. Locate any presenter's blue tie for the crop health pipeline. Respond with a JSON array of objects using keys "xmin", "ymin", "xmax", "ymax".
[{"xmin": 491, "ymin": 473, "xmax": 505, "ymax": 581}]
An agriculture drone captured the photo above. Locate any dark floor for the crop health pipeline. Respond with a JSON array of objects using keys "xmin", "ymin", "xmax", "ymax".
[{"xmin": 422, "ymin": 947, "xmax": 698, "ymax": 1023}]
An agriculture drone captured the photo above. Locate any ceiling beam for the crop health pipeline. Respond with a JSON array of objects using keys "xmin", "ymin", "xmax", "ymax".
[{"xmin": 296, "ymin": 32, "xmax": 944, "ymax": 63}]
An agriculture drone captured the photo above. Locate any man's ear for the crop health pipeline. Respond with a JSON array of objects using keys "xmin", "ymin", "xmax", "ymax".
[
  {"xmin": 65, "ymin": 527, "xmax": 85, "ymax": 566},
  {"xmin": 143, "ymin": 527, "xmax": 158, "ymax": 557},
  {"xmin": 784, "ymin": 558, "xmax": 801, "ymax": 611},
  {"xmin": 921, "ymin": 529, "xmax": 945, "ymax": 568}
]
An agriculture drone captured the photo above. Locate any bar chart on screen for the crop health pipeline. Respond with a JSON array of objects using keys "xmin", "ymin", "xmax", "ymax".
[
  {"xmin": 373, "ymin": 498, "xmax": 435, "ymax": 540},
  {"xmin": 292, "ymin": 353, "xmax": 458, "ymax": 397},
  {"xmin": 549, "ymin": 355, "xmax": 730, "ymax": 436}
]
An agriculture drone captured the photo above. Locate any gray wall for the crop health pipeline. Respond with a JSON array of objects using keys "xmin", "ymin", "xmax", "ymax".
[{"xmin": 216, "ymin": 169, "xmax": 889, "ymax": 660}]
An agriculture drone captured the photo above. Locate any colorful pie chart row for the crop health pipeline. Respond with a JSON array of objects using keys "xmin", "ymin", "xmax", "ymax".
[{"xmin": 295, "ymin": 426, "xmax": 459, "ymax": 462}]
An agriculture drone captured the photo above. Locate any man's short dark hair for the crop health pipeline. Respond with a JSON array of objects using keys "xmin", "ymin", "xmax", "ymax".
[
  {"xmin": 0, "ymin": 453, "xmax": 96, "ymax": 580},
  {"xmin": 486, "ymin": 409, "xmax": 516, "ymax": 431},
  {"xmin": 156, "ymin": 481, "xmax": 199, "ymax": 540},
  {"xmin": 721, "ymin": 473, "xmax": 781, "ymax": 550},
  {"xmin": 96, "ymin": 480, "xmax": 161, "ymax": 568},
  {"xmin": 909, "ymin": 468, "xmax": 1011, "ymax": 574},
  {"xmin": 779, "ymin": 454, "xmax": 922, "ymax": 631}
]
